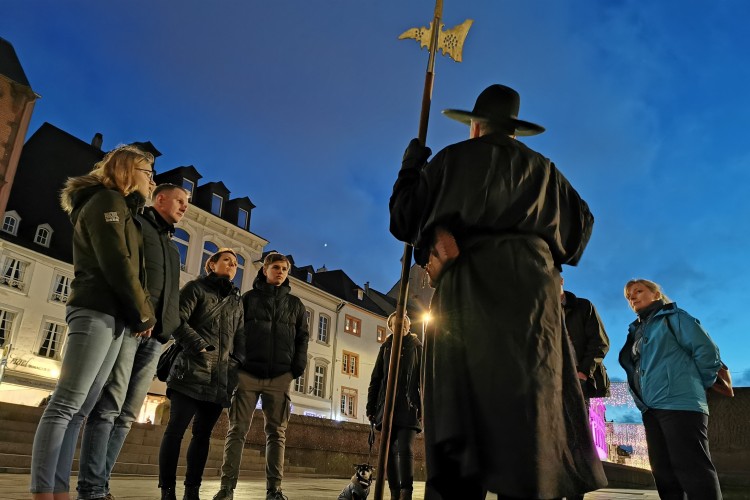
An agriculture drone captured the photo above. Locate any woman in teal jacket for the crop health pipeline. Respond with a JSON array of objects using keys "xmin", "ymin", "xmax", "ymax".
[{"xmin": 619, "ymin": 278, "xmax": 722, "ymax": 499}]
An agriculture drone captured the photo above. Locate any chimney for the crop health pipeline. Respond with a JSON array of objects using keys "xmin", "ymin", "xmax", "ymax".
[
  {"xmin": 91, "ymin": 133, "xmax": 103, "ymax": 150},
  {"xmin": 364, "ymin": 281, "xmax": 370, "ymax": 294}
]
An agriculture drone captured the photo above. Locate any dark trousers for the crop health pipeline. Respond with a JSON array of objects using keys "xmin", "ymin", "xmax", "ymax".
[
  {"xmin": 387, "ymin": 427, "xmax": 417, "ymax": 491},
  {"xmin": 158, "ymin": 390, "xmax": 224, "ymax": 489},
  {"xmin": 642, "ymin": 409, "xmax": 722, "ymax": 499}
]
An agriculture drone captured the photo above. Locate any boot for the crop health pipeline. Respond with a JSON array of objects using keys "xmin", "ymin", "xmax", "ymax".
[
  {"xmin": 390, "ymin": 488, "xmax": 401, "ymax": 500},
  {"xmin": 399, "ymin": 489, "xmax": 413, "ymax": 500},
  {"xmin": 161, "ymin": 487, "xmax": 177, "ymax": 500},
  {"xmin": 183, "ymin": 485, "xmax": 200, "ymax": 500},
  {"xmin": 212, "ymin": 487, "xmax": 234, "ymax": 500}
]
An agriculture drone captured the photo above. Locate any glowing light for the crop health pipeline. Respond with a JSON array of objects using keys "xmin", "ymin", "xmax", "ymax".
[
  {"xmin": 422, "ymin": 312, "xmax": 432, "ymax": 324},
  {"xmin": 50, "ymin": 368, "xmax": 60, "ymax": 378}
]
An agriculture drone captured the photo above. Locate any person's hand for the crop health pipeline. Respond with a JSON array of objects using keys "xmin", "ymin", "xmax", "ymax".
[
  {"xmin": 367, "ymin": 414, "xmax": 376, "ymax": 424},
  {"xmin": 401, "ymin": 138, "xmax": 432, "ymax": 171},
  {"xmin": 134, "ymin": 327, "xmax": 153, "ymax": 338},
  {"xmin": 577, "ymin": 371, "xmax": 588, "ymax": 381}
]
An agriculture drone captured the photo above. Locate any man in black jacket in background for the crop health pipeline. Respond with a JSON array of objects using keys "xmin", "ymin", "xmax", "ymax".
[
  {"xmin": 213, "ymin": 252, "xmax": 309, "ymax": 500},
  {"xmin": 77, "ymin": 184, "xmax": 188, "ymax": 500}
]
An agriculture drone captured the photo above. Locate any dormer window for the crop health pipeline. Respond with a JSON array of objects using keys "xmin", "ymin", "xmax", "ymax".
[
  {"xmin": 182, "ymin": 178, "xmax": 195, "ymax": 200},
  {"xmin": 211, "ymin": 193, "xmax": 223, "ymax": 216},
  {"xmin": 1, "ymin": 211, "xmax": 20, "ymax": 236},
  {"xmin": 237, "ymin": 208, "xmax": 249, "ymax": 230},
  {"xmin": 306, "ymin": 272, "xmax": 313, "ymax": 283},
  {"xmin": 34, "ymin": 224, "xmax": 53, "ymax": 247},
  {"xmin": 357, "ymin": 289, "xmax": 364, "ymax": 300}
]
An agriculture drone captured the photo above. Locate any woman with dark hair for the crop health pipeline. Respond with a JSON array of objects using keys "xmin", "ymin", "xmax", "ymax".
[
  {"xmin": 620, "ymin": 278, "xmax": 723, "ymax": 499},
  {"xmin": 158, "ymin": 249, "xmax": 243, "ymax": 500},
  {"xmin": 31, "ymin": 145, "xmax": 157, "ymax": 500},
  {"xmin": 367, "ymin": 313, "xmax": 422, "ymax": 500}
]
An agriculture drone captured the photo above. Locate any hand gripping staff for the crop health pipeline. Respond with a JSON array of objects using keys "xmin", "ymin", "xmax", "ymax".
[{"xmin": 374, "ymin": 3, "xmax": 471, "ymax": 499}]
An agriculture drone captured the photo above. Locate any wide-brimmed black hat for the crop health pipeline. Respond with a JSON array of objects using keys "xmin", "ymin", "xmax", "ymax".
[{"xmin": 442, "ymin": 84, "xmax": 545, "ymax": 136}]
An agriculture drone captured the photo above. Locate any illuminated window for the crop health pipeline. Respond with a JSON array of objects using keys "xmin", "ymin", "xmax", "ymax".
[
  {"xmin": 377, "ymin": 326, "xmax": 386, "ymax": 343},
  {"xmin": 340, "ymin": 387, "xmax": 358, "ymax": 418},
  {"xmin": 342, "ymin": 351, "xmax": 359, "ymax": 377},
  {"xmin": 50, "ymin": 273, "xmax": 72, "ymax": 303},
  {"xmin": 344, "ymin": 315, "xmax": 361, "ymax": 337},
  {"xmin": 313, "ymin": 364, "xmax": 327, "ymax": 398},
  {"xmin": 0, "ymin": 308, "xmax": 16, "ymax": 347},
  {"xmin": 38, "ymin": 320, "xmax": 67, "ymax": 359}
]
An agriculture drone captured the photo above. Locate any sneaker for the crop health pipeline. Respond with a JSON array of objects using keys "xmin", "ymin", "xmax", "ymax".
[
  {"xmin": 266, "ymin": 488, "xmax": 288, "ymax": 500},
  {"xmin": 212, "ymin": 488, "xmax": 234, "ymax": 500}
]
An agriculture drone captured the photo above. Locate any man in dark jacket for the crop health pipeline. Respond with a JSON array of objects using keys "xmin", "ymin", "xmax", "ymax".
[
  {"xmin": 213, "ymin": 252, "xmax": 309, "ymax": 500},
  {"xmin": 389, "ymin": 84, "xmax": 607, "ymax": 499},
  {"xmin": 561, "ymin": 279, "xmax": 611, "ymax": 401},
  {"xmin": 78, "ymin": 184, "xmax": 188, "ymax": 500}
]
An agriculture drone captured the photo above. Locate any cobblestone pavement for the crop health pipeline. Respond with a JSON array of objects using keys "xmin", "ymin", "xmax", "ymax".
[{"xmin": 1, "ymin": 473, "xmax": 659, "ymax": 499}]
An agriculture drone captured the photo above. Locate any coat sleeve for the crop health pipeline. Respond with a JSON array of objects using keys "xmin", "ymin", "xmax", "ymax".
[
  {"xmin": 389, "ymin": 149, "xmax": 441, "ymax": 244},
  {"xmin": 367, "ymin": 344, "xmax": 386, "ymax": 416},
  {"xmin": 173, "ymin": 281, "xmax": 211, "ymax": 354},
  {"xmin": 291, "ymin": 299, "xmax": 309, "ymax": 379},
  {"xmin": 581, "ymin": 301, "xmax": 610, "ymax": 377},
  {"xmin": 673, "ymin": 311, "xmax": 722, "ymax": 389},
  {"xmin": 83, "ymin": 191, "xmax": 155, "ymax": 331}
]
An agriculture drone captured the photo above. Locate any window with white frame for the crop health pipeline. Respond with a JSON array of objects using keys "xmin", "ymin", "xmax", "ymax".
[
  {"xmin": 173, "ymin": 228, "xmax": 191, "ymax": 271},
  {"xmin": 317, "ymin": 314, "xmax": 330, "ymax": 343},
  {"xmin": 342, "ymin": 350, "xmax": 359, "ymax": 377},
  {"xmin": 50, "ymin": 273, "xmax": 72, "ymax": 303},
  {"xmin": 294, "ymin": 369, "xmax": 307, "ymax": 394},
  {"xmin": 181, "ymin": 178, "xmax": 195, "ymax": 200},
  {"xmin": 233, "ymin": 253, "xmax": 245, "ymax": 290},
  {"xmin": 304, "ymin": 307, "xmax": 313, "ymax": 331},
  {"xmin": 313, "ymin": 363, "xmax": 327, "ymax": 398},
  {"xmin": 0, "ymin": 257, "xmax": 29, "ymax": 291},
  {"xmin": 1, "ymin": 211, "xmax": 20, "ymax": 236},
  {"xmin": 34, "ymin": 224, "xmax": 53, "ymax": 247},
  {"xmin": 211, "ymin": 193, "xmax": 223, "ymax": 216},
  {"xmin": 0, "ymin": 307, "xmax": 16, "ymax": 347},
  {"xmin": 340, "ymin": 387, "xmax": 358, "ymax": 418},
  {"xmin": 237, "ymin": 208, "xmax": 249, "ymax": 230},
  {"xmin": 37, "ymin": 320, "xmax": 67, "ymax": 359},
  {"xmin": 201, "ymin": 241, "xmax": 219, "ymax": 275}
]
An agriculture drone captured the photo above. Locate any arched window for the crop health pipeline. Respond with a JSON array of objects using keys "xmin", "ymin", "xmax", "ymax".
[
  {"xmin": 173, "ymin": 228, "xmax": 191, "ymax": 271},
  {"xmin": 233, "ymin": 254, "xmax": 245, "ymax": 289},
  {"xmin": 1, "ymin": 211, "xmax": 20, "ymax": 236},
  {"xmin": 201, "ymin": 241, "xmax": 219, "ymax": 275},
  {"xmin": 34, "ymin": 224, "xmax": 53, "ymax": 247}
]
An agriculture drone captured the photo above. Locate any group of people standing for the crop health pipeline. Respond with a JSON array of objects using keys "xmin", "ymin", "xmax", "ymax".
[{"xmin": 29, "ymin": 146, "xmax": 307, "ymax": 500}]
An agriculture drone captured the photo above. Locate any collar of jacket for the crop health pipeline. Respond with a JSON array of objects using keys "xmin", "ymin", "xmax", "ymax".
[
  {"xmin": 628, "ymin": 301, "xmax": 676, "ymax": 332},
  {"xmin": 251, "ymin": 267, "xmax": 290, "ymax": 296},
  {"xmin": 203, "ymin": 272, "xmax": 238, "ymax": 297},
  {"xmin": 142, "ymin": 206, "xmax": 176, "ymax": 235},
  {"xmin": 562, "ymin": 290, "xmax": 577, "ymax": 309},
  {"xmin": 125, "ymin": 191, "xmax": 147, "ymax": 213}
]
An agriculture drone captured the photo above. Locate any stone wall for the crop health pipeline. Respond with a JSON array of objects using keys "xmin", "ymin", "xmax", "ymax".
[{"xmin": 708, "ymin": 387, "xmax": 750, "ymax": 494}]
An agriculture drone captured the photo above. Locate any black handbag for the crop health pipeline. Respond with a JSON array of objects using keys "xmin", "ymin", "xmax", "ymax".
[{"xmin": 155, "ymin": 293, "xmax": 235, "ymax": 382}]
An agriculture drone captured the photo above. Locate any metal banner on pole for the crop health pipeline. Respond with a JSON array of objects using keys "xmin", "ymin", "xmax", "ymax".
[{"xmin": 374, "ymin": 3, "xmax": 471, "ymax": 498}]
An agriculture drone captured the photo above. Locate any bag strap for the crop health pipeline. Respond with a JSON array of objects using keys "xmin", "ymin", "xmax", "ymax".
[{"xmin": 191, "ymin": 293, "xmax": 235, "ymax": 332}]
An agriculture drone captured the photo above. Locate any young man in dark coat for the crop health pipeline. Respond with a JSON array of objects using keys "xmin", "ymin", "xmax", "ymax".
[
  {"xmin": 561, "ymin": 279, "xmax": 611, "ymax": 401},
  {"xmin": 77, "ymin": 184, "xmax": 188, "ymax": 500},
  {"xmin": 213, "ymin": 252, "xmax": 309, "ymax": 500},
  {"xmin": 389, "ymin": 84, "xmax": 607, "ymax": 499}
]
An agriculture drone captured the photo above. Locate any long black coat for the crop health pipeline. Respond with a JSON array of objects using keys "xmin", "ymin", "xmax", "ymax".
[
  {"xmin": 167, "ymin": 274, "xmax": 243, "ymax": 407},
  {"xmin": 137, "ymin": 207, "xmax": 181, "ymax": 343},
  {"xmin": 563, "ymin": 290, "xmax": 611, "ymax": 398},
  {"xmin": 366, "ymin": 332, "xmax": 422, "ymax": 432},
  {"xmin": 390, "ymin": 133, "xmax": 607, "ymax": 498},
  {"xmin": 234, "ymin": 268, "xmax": 309, "ymax": 379}
]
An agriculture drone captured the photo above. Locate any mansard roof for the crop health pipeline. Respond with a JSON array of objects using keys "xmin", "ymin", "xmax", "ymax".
[{"xmin": 0, "ymin": 37, "xmax": 31, "ymax": 87}]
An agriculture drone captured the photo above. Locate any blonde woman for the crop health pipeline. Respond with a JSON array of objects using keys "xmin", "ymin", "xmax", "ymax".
[
  {"xmin": 31, "ymin": 145, "xmax": 157, "ymax": 500},
  {"xmin": 620, "ymin": 279, "xmax": 723, "ymax": 499}
]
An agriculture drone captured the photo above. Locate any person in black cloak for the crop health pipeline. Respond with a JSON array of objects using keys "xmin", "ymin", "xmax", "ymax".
[{"xmin": 389, "ymin": 84, "xmax": 607, "ymax": 499}]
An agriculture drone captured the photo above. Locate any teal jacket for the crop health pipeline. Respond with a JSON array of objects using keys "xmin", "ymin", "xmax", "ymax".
[{"xmin": 619, "ymin": 303, "xmax": 721, "ymax": 415}]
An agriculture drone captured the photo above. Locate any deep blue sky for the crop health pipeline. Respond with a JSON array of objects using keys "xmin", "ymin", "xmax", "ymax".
[{"xmin": 5, "ymin": 0, "xmax": 750, "ymax": 384}]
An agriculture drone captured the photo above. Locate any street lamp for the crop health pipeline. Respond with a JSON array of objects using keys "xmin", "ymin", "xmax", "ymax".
[{"xmin": 421, "ymin": 312, "xmax": 432, "ymax": 343}]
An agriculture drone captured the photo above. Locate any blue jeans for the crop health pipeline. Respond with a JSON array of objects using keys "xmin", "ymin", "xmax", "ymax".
[
  {"xmin": 30, "ymin": 307, "xmax": 125, "ymax": 494},
  {"xmin": 77, "ymin": 334, "xmax": 162, "ymax": 499}
]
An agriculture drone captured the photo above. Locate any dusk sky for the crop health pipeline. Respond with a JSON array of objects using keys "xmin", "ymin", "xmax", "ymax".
[{"xmin": 5, "ymin": 0, "xmax": 749, "ymax": 385}]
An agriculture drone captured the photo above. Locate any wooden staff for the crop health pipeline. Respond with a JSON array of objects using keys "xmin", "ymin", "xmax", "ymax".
[{"xmin": 373, "ymin": 4, "xmax": 472, "ymax": 499}]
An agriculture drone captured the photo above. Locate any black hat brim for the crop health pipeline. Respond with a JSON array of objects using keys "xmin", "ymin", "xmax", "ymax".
[{"xmin": 442, "ymin": 109, "xmax": 545, "ymax": 136}]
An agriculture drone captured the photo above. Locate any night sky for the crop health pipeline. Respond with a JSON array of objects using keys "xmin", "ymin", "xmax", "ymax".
[{"xmin": 5, "ymin": 0, "xmax": 750, "ymax": 384}]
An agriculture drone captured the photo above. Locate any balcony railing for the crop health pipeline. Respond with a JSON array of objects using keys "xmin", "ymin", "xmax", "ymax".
[{"xmin": 0, "ymin": 276, "xmax": 25, "ymax": 292}]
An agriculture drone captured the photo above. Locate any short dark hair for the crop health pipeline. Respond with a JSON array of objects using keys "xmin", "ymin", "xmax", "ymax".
[
  {"xmin": 152, "ymin": 183, "xmax": 189, "ymax": 200},
  {"xmin": 263, "ymin": 252, "xmax": 290, "ymax": 268}
]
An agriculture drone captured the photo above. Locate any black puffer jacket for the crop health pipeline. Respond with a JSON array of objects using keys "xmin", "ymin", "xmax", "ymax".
[
  {"xmin": 367, "ymin": 332, "xmax": 422, "ymax": 432},
  {"xmin": 234, "ymin": 268, "xmax": 309, "ymax": 379},
  {"xmin": 64, "ymin": 184, "xmax": 155, "ymax": 332},
  {"xmin": 167, "ymin": 273, "xmax": 243, "ymax": 407},
  {"xmin": 137, "ymin": 207, "xmax": 180, "ymax": 343}
]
